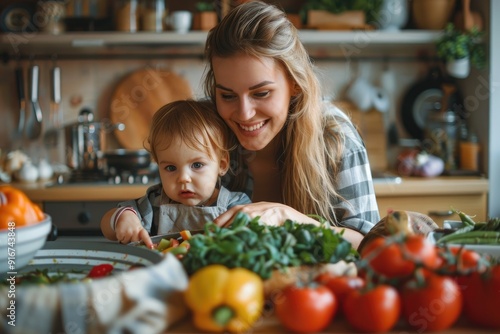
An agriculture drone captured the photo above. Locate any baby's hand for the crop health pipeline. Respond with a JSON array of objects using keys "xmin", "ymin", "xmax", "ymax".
[{"xmin": 115, "ymin": 211, "xmax": 152, "ymax": 247}]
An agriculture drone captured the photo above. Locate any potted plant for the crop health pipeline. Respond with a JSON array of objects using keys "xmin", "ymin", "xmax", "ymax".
[
  {"xmin": 436, "ymin": 23, "xmax": 486, "ymax": 78},
  {"xmin": 193, "ymin": 1, "xmax": 218, "ymax": 31},
  {"xmin": 300, "ymin": 0, "xmax": 383, "ymax": 30}
]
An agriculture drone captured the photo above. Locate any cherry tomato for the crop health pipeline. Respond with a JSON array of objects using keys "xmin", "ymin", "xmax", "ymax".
[
  {"xmin": 315, "ymin": 274, "xmax": 364, "ymax": 314},
  {"xmin": 401, "ymin": 272, "xmax": 462, "ymax": 332},
  {"xmin": 457, "ymin": 265, "xmax": 500, "ymax": 329},
  {"xmin": 87, "ymin": 264, "xmax": 114, "ymax": 278},
  {"xmin": 343, "ymin": 284, "xmax": 401, "ymax": 333},
  {"xmin": 435, "ymin": 246, "xmax": 487, "ymax": 274},
  {"xmin": 274, "ymin": 283, "xmax": 337, "ymax": 333},
  {"xmin": 361, "ymin": 235, "xmax": 438, "ymax": 279}
]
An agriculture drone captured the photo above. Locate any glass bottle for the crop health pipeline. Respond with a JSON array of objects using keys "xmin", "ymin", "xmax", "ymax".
[
  {"xmin": 115, "ymin": 0, "xmax": 139, "ymax": 32},
  {"xmin": 141, "ymin": 0, "xmax": 166, "ymax": 32}
]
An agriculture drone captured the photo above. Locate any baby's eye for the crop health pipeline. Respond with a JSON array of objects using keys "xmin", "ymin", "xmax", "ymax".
[
  {"xmin": 254, "ymin": 90, "xmax": 270, "ymax": 98},
  {"xmin": 165, "ymin": 165, "xmax": 176, "ymax": 172},
  {"xmin": 192, "ymin": 162, "xmax": 204, "ymax": 169}
]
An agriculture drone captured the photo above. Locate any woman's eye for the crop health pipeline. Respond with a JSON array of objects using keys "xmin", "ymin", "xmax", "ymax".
[
  {"xmin": 192, "ymin": 162, "xmax": 204, "ymax": 169},
  {"xmin": 221, "ymin": 93, "xmax": 236, "ymax": 100},
  {"xmin": 254, "ymin": 90, "xmax": 270, "ymax": 98},
  {"xmin": 165, "ymin": 165, "xmax": 176, "ymax": 172}
]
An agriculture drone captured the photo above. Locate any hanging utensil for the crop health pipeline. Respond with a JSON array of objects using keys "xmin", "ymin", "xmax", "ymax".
[
  {"xmin": 44, "ymin": 63, "xmax": 62, "ymax": 148},
  {"xmin": 50, "ymin": 65, "xmax": 62, "ymax": 127},
  {"xmin": 27, "ymin": 64, "xmax": 43, "ymax": 140},
  {"xmin": 15, "ymin": 66, "xmax": 26, "ymax": 137}
]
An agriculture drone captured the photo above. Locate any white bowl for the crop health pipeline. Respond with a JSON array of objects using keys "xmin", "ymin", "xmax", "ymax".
[
  {"xmin": 428, "ymin": 220, "xmax": 500, "ymax": 261},
  {"xmin": 0, "ymin": 215, "xmax": 52, "ymax": 273}
]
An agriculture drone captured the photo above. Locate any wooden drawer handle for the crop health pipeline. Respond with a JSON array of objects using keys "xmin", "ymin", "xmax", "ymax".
[{"xmin": 428, "ymin": 210, "xmax": 454, "ymax": 217}]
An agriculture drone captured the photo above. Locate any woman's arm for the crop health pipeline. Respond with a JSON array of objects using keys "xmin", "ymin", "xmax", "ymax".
[{"xmin": 214, "ymin": 202, "xmax": 365, "ymax": 249}]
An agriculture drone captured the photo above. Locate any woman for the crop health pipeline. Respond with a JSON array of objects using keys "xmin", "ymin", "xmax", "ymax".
[{"xmin": 204, "ymin": 1, "xmax": 379, "ymax": 248}]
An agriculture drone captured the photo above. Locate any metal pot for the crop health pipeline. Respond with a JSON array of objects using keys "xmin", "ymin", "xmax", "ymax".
[
  {"xmin": 65, "ymin": 109, "xmax": 124, "ymax": 171},
  {"xmin": 104, "ymin": 149, "xmax": 152, "ymax": 171}
]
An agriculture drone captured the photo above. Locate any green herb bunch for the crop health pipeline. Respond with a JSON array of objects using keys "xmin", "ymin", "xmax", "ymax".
[
  {"xmin": 436, "ymin": 23, "xmax": 486, "ymax": 70},
  {"xmin": 181, "ymin": 212, "xmax": 358, "ymax": 279},
  {"xmin": 195, "ymin": 0, "xmax": 214, "ymax": 12},
  {"xmin": 300, "ymin": 0, "xmax": 383, "ymax": 24}
]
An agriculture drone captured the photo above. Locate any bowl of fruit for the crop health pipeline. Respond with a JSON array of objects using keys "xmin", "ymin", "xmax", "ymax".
[{"xmin": 0, "ymin": 185, "xmax": 52, "ymax": 273}]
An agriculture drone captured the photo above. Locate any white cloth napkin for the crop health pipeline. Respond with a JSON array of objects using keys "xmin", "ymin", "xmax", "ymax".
[{"xmin": 0, "ymin": 253, "xmax": 189, "ymax": 334}]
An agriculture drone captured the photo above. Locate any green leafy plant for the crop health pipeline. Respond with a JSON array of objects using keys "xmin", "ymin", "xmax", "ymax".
[
  {"xmin": 300, "ymin": 0, "xmax": 383, "ymax": 24},
  {"xmin": 436, "ymin": 23, "xmax": 486, "ymax": 70},
  {"xmin": 195, "ymin": 0, "xmax": 214, "ymax": 12}
]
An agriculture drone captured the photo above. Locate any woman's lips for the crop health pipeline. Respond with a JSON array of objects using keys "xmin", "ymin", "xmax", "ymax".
[{"xmin": 238, "ymin": 120, "xmax": 266, "ymax": 132}]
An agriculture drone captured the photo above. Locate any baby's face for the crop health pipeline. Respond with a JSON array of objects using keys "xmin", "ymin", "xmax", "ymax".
[{"xmin": 156, "ymin": 138, "xmax": 222, "ymax": 206}]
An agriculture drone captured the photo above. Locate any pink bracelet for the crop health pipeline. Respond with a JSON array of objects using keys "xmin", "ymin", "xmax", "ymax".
[{"xmin": 110, "ymin": 206, "xmax": 137, "ymax": 231}]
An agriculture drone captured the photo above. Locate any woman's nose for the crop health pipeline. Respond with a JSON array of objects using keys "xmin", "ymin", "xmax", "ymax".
[{"xmin": 237, "ymin": 96, "xmax": 256, "ymax": 121}]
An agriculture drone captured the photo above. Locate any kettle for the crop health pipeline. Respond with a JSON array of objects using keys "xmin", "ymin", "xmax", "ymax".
[{"xmin": 65, "ymin": 109, "xmax": 125, "ymax": 171}]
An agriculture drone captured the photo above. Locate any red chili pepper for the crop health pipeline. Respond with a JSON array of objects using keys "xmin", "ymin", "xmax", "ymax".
[{"xmin": 87, "ymin": 264, "xmax": 114, "ymax": 278}]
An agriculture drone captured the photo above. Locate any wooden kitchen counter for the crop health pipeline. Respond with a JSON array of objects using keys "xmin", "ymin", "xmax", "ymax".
[
  {"xmin": 169, "ymin": 314, "xmax": 490, "ymax": 333},
  {"xmin": 374, "ymin": 176, "xmax": 488, "ymax": 196},
  {"xmin": 9, "ymin": 176, "xmax": 489, "ymax": 225},
  {"xmin": 11, "ymin": 176, "xmax": 488, "ymax": 201},
  {"xmin": 10, "ymin": 181, "xmax": 151, "ymax": 202}
]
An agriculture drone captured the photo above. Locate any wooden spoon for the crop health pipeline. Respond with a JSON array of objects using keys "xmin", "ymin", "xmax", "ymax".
[{"xmin": 454, "ymin": 0, "xmax": 483, "ymax": 32}]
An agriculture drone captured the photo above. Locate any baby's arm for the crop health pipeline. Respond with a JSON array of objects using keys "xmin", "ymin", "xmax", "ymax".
[{"xmin": 100, "ymin": 207, "xmax": 153, "ymax": 248}]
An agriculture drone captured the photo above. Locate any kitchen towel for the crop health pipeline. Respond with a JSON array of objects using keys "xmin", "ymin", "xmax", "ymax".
[{"xmin": 0, "ymin": 253, "xmax": 189, "ymax": 334}]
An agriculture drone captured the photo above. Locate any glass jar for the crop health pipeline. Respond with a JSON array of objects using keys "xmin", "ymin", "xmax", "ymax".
[
  {"xmin": 38, "ymin": 1, "xmax": 66, "ymax": 34},
  {"xmin": 424, "ymin": 110, "xmax": 458, "ymax": 172},
  {"xmin": 141, "ymin": 0, "xmax": 166, "ymax": 32},
  {"xmin": 115, "ymin": 0, "xmax": 139, "ymax": 32}
]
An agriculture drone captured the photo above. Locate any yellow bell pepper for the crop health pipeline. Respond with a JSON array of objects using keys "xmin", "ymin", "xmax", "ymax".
[{"xmin": 184, "ymin": 264, "xmax": 264, "ymax": 333}]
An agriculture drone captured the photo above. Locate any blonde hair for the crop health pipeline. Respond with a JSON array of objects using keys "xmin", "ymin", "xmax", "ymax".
[
  {"xmin": 203, "ymin": 1, "xmax": 344, "ymax": 224},
  {"xmin": 146, "ymin": 100, "xmax": 232, "ymax": 164}
]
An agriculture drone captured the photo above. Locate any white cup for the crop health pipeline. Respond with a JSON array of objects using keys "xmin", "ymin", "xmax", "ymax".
[
  {"xmin": 169, "ymin": 11, "xmax": 192, "ymax": 34},
  {"xmin": 347, "ymin": 76, "xmax": 375, "ymax": 111}
]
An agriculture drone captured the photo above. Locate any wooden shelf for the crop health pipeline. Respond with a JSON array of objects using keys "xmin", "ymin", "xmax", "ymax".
[{"xmin": 0, "ymin": 30, "xmax": 443, "ymax": 59}]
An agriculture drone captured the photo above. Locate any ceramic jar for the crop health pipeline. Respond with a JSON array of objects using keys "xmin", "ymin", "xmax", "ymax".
[
  {"xmin": 412, "ymin": 0, "xmax": 456, "ymax": 30},
  {"xmin": 377, "ymin": 0, "xmax": 409, "ymax": 31}
]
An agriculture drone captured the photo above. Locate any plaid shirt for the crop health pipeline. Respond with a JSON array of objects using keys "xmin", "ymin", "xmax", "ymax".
[
  {"xmin": 222, "ymin": 103, "xmax": 379, "ymax": 235},
  {"xmin": 326, "ymin": 104, "xmax": 380, "ymax": 234}
]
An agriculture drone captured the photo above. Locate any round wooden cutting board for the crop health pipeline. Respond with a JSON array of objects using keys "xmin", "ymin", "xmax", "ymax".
[{"xmin": 110, "ymin": 68, "xmax": 193, "ymax": 150}]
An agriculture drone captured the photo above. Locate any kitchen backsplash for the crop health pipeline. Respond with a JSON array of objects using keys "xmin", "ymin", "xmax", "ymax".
[{"xmin": 0, "ymin": 56, "xmax": 426, "ymax": 166}]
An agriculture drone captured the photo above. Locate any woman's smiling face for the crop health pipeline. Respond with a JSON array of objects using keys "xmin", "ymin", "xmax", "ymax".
[{"xmin": 212, "ymin": 54, "xmax": 295, "ymax": 151}]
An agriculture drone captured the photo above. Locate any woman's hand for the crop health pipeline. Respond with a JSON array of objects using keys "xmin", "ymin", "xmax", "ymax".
[
  {"xmin": 115, "ymin": 212, "xmax": 153, "ymax": 248},
  {"xmin": 214, "ymin": 202, "xmax": 365, "ymax": 248},
  {"xmin": 215, "ymin": 202, "xmax": 320, "ymax": 227}
]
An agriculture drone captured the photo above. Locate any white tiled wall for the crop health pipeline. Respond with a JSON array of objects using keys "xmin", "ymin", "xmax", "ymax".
[{"xmin": 0, "ymin": 56, "xmax": 424, "ymax": 164}]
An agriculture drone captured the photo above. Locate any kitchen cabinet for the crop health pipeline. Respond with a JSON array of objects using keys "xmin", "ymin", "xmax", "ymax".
[{"xmin": 375, "ymin": 177, "xmax": 489, "ymax": 226}]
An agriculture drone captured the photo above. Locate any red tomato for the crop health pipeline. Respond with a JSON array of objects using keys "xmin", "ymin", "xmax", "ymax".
[
  {"xmin": 274, "ymin": 283, "xmax": 337, "ymax": 333},
  {"xmin": 436, "ymin": 246, "xmax": 486, "ymax": 274},
  {"xmin": 457, "ymin": 265, "xmax": 500, "ymax": 329},
  {"xmin": 87, "ymin": 264, "xmax": 114, "ymax": 278},
  {"xmin": 315, "ymin": 274, "xmax": 364, "ymax": 314},
  {"xmin": 401, "ymin": 273, "xmax": 462, "ymax": 332},
  {"xmin": 343, "ymin": 284, "xmax": 401, "ymax": 333},
  {"xmin": 361, "ymin": 235, "xmax": 438, "ymax": 279}
]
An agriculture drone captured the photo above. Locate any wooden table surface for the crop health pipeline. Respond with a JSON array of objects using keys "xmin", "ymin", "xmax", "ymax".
[{"xmin": 169, "ymin": 315, "xmax": 488, "ymax": 333}]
